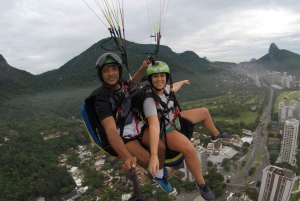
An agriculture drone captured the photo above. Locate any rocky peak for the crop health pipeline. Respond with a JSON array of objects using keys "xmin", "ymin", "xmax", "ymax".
[
  {"xmin": 269, "ymin": 43, "xmax": 279, "ymax": 52},
  {"xmin": 269, "ymin": 43, "xmax": 280, "ymax": 63},
  {"xmin": 0, "ymin": 54, "xmax": 11, "ymax": 78},
  {"xmin": 0, "ymin": 54, "xmax": 9, "ymax": 67}
]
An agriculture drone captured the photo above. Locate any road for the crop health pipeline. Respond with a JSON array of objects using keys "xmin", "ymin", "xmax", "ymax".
[{"xmin": 214, "ymin": 86, "xmax": 273, "ymax": 201}]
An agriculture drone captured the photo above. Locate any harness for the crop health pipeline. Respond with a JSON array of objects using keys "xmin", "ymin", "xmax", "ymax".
[
  {"xmin": 148, "ymin": 85, "xmax": 181, "ymax": 137},
  {"xmin": 108, "ymin": 82, "xmax": 130, "ymax": 137},
  {"xmin": 146, "ymin": 84, "xmax": 195, "ymax": 167},
  {"xmin": 109, "ymin": 81, "xmax": 145, "ymax": 140}
]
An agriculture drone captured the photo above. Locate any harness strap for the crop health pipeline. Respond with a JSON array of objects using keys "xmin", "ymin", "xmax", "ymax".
[
  {"xmin": 134, "ymin": 116, "xmax": 140, "ymax": 134},
  {"xmin": 152, "ymin": 90, "xmax": 180, "ymax": 132}
]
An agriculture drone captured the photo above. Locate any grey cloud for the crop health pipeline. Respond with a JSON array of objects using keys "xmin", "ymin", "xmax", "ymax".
[{"xmin": 0, "ymin": 0, "xmax": 300, "ymax": 74}]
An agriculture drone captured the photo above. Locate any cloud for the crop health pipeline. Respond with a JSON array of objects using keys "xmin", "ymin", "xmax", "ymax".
[{"xmin": 0, "ymin": 0, "xmax": 300, "ymax": 74}]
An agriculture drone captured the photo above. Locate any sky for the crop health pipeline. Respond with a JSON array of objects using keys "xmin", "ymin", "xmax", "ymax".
[{"xmin": 1, "ymin": 0, "xmax": 300, "ymax": 75}]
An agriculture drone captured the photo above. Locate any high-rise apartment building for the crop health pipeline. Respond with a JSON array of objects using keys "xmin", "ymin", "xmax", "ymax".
[
  {"xmin": 258, "ymin": 165, "xmax": 296, "ymax": 201},
  {"xmin": 278, "ymin": 100, "xmax": 300, "ymax": 123},
  {"xmin": 184, "ymin": 146, "xmax": 207, "ymax": 182},
  {"xmin": 264, "ymin": 71, "xmax": 281, "ymax": 84},
  {"xmin": 279, "ymin": 119, "xmax": 299, "ymax": 165}
]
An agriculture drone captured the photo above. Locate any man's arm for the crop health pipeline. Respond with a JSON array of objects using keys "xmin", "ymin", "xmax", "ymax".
[
  {"xmin": 101, "ymin": 116, "xmax": 136, "ymax": 172},
  {"xmin": 130, "ymin": 59, "xmax": 150, "ymax": 89},
  {"xmin": 173, "ymin": 80, "xmax": 190, "ymax": 93}
]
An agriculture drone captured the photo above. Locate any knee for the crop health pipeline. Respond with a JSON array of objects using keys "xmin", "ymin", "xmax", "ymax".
[
  {"xmin": 182, "ymin": 144, "xmax": 196, "ymax": 156},
  {"xmin": 201, "ymin": 107, "xmax": 209, "ymax": 114},
  {"xmin": 198, "ymin": 107, "xmax": 210, "ymax": 118}
]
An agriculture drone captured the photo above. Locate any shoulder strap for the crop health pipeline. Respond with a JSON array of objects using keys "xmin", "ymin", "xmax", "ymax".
[{"xmin": 125, "ymin": 85, "xmax": 151, "ymax": 102}]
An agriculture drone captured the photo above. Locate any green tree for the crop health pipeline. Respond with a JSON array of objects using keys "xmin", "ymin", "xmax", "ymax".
[
  {"xmin": 154, "ymin": 189, "xmax": 172, "ymax": 201},
  {"xmin": 168, "ymin": 177, "xmax": 181, "ymax": 194},
  {"xmin": 245, "ymin": 187, "xmax": 259, "ymax": 201},
  {"xmin": 222, "ymin": 158, "xmax": 230, "ymax": 166},
  {"xmin": 60, "ymin": 187, "xmax": 69, "ymax": 194},
  {"xmin": 248, "ymin": 167, "xmax": 256, "ymax": 176},
  {"xmin": 256, "ymin": 181, "xmax": 261, "ymax": 188},
  {"xmin": 207, "ymin": 160, "xmax": 213, "ymax": 167},
  {"xmin": 182, "ymin": 180, "xmax": 195, "ymax": 192},
  {"xmin": 224, "ymin": 166, "xmax": 230, "ymax": 172}
]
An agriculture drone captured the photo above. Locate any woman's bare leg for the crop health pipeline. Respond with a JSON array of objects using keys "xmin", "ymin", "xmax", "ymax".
[
  {"xmin": 180, "ymin": 108, "xmax": 220, "ymax": 137},
  {"xmin": 164, "ymin": 130, "xmax": 206, "ymax": 185},
  {"xmin": 141, "ymin": 127, "xmax": 166, "ymax": 169},
  {"xmin": 125, "ymin": 140, "xmax": 150, "ymax": 169}
]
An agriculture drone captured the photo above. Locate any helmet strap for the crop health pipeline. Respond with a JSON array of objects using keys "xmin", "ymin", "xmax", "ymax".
[{"xmin": 150, "ymin": 84, "xmax": 165, "ymax": 93}]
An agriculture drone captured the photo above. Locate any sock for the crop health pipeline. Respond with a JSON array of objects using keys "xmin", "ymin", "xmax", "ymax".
[
  {"xmin": 213, "ymin": 132, "xmax": 221, "ymax": 139},
  {"xmin": 156, "ymin": 169, "xmax": 164, "ymax": 179},
  {"xmin": 197, "ymin": 183, "xmax": 207, "ymax": 188}
]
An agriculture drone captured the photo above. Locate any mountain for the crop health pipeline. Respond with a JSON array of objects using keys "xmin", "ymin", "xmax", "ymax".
[
  {"xmin": 1, "ymin": 38, "xmax": 229, "ymax": 101},
  {"xmin": 211, "ymin": 61, "xmax": 237, "ymax": 69},
  {"xmin": 257, "ymin": 43, "xmax": 300, "ymax": 77},
  {"xmin": 33, "ymin": 40, "xmax": 224, "ymax": 92},
  {"xmin": 0, "ymin": 54, "xmax": 36, "ymax": 104},
  {"xmin": 2, "ymin": 40, "xmax": 300, "ymax": 101}
]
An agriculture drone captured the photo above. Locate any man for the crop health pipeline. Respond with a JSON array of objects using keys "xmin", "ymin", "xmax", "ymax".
[{"xmin": 91, "ymin": 53, "xmax": 172, "ymax": 192}]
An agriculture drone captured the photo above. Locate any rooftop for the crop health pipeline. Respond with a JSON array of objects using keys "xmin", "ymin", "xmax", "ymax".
[{"xmin": 266, "ymin": 165, "xmax": 296, "ymax": 180}]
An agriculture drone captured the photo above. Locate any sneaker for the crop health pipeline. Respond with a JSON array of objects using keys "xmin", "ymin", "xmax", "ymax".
[
  {"xmin": 198, "ymin": 184, "xmax": 214, "ymax": 201},
  {"xmin": 153, "ymin": 176, "xmax": 173, "ymax": 192},
  {"xmin": 211, "ymin": 132, "xmax": 228, "ymax": 142}
]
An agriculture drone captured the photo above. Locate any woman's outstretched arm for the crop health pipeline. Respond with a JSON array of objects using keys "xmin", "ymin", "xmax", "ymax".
[{"xmin": 173, "ymin": 80, "xmax": 190, "ymax": 92}]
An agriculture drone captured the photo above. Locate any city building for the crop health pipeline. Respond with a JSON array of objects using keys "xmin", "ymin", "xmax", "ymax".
[
  {"xmin": 279, "ymin": 119, "xmax": 299, "ymax": 165},
  {"xmin": 68, "ymin": 166, "xmax": 79, "ymax": 176},
  {"xmin": 208, "ymin": 146, "xmax": 238, "ymax": 166},
  {"xmin": 227, "ymin": 192, "xmax": 253, "ymax": 201},
  {"xmin": 278, "ymin": 100, "xmax": 300, "ymax": 123},
  {"xmin": 60, "ymin": 189, "xmax": 80, "ymax": 201},
  {"xmin": 258, "ymin": 165, "xmax": 296, "ymax": 201},
  {"xmin": 184, "ymin": 146, "xmax": 208, "ymax": 182},
  {"xmin": 264, "ymin": 71, "xmax": 281, "ymax": 85},
  {"xmin": 264, "ymin": 71, "xmax": 298, "ymax": 88}
]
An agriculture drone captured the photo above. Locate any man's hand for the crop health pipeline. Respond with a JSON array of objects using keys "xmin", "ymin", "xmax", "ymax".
[
  {"xmin": 122, "ymin": 156, "xmax": 137, "ymax": 173},
  {"xmin": 140, "ymin": 58, "xmax": 150, "ymax": 71}
]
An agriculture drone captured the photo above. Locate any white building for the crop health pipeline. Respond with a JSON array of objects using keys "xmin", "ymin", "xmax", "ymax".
[
  {"xmin": 206, "ymin": 143, "xmax": 214, "ymax": 154},
  {"xmin": 279, "ymin": 119, "xmax": 299, "ymax": 165},
  {"xmin": 242, "ymin": 129, "xmax": 254, "ymax": 136},
  {"xmin": 258, "ymin": 165, "xmax": 296, "ymax": 201},
  {"xmin": 208, "ymin": 146, "xmax": 238, "ymax": 166},
  {"xmin": 281, "ymin": 76, "xmax": 291, "ymax": 88},
  {"xmin": 278, "ymin": 100, "xmax": 300, "ymax": 123},
  {"xmin": 75, "ymin": 179, "xmax": 82, "ymax": 187},
  {"xmin": 241, "ymin": 136, "xmax": 254, "ymax": 144},
  {"xmin": 184, "ymin": 146, "xmax": 208, "ymax": 182},
  {"xmin": 264, "ymin": 71, "xmax": 281, "ymax": 84},
  {"xmin": 68, "ymin": 167, "xmax": 78, "ymax": 176},
  {"xmin": 290, "ymin": 100, "xmax": 299, "ymax": 107}
]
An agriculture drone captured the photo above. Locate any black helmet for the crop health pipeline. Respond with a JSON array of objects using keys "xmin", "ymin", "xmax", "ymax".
[{"xmin": 96, "ymin": 53, "xmax": 123, "ymax": 83}]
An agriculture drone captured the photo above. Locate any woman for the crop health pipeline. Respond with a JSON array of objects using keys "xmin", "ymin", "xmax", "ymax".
[{"xmin": 142, "ymin": 61, "xmax": 228, "ymax": 201}]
